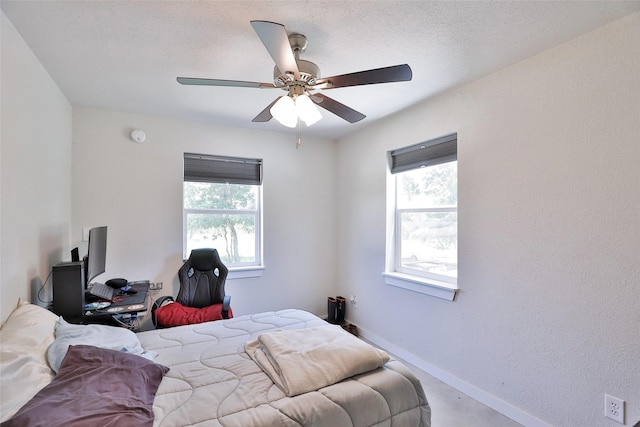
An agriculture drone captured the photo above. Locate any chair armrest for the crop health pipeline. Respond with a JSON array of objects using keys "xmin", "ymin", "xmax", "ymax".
[
  {"xmin": 222, "ymin": 295, "xmax": 231, "ymax": 319},
  {"xmin": 151, "ymin": 296, "xmax": 175, "ymax": 328}
]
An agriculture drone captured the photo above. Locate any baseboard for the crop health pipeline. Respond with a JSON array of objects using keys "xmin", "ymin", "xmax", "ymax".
[{"xmin": 355, "ymin": 323, "xmax": 551, "ymax": 427}]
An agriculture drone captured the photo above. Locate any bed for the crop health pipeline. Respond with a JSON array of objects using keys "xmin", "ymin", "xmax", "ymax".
[{"xmin": 0, "ymin": 301, "xmax": 431, "ymax": 426}]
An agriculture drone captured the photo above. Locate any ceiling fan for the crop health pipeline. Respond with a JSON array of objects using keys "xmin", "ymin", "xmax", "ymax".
[{"xmin": 177, "ymin": 20, "xmax": 412, "ymax": 128}]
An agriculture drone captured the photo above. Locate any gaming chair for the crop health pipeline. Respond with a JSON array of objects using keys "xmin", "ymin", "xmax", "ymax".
[{"xmin": 152, "ymin": 248, "xmax": 231, "ymax": 327}]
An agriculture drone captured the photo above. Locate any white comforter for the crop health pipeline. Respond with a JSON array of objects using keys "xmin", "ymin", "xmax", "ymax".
[{"xmin": 137, "ymin": 309, "xmax": 431, "ymax": 427}]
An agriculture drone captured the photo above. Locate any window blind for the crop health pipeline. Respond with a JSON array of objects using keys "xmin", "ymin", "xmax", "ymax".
[
  {"xmin": 388, "ymin": 133, "xmax": 457, "ymax": 174},
  {"xmin": 184, "ymin": 153, "xmax": 263, "ymax": 185}
]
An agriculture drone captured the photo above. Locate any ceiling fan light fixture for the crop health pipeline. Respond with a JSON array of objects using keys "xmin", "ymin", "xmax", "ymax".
[
  {"xmin": 179, "ymin": 21, "xmax": 413, "ymax": 130},
  {"xmin": 295, "ymin": 94, "xmax": 322, "ymax": 126},
  {"xmin": 270, "ymin": 95, "xmax": 297, "ymax": 128},
  {"xmin": 270, "ymin": 93, "xmax": 323, "ymax": 128}
]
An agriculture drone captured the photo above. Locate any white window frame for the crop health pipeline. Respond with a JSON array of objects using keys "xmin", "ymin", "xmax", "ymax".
[
  {"xmin": 183, "ymin": 154, "xmax": 265, "ymax": 279},
  {"xmin": 383, "ymin": 134, "xmax": 459, "ymax": 301},
  {"xmin": 394, "ymin": 205, "xmax": 458, "ymax": 279}
]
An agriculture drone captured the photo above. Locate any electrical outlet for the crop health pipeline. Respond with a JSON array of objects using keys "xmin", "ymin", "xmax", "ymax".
[
  {"xmin": 149, "ymin": 282, "xmax": 163, "ymax": 291},
  {"xmin": 605, "ymin": 394, "xmax": 624, "ymax": 424},
  {"xmin": 349, "ymin": 294, "xmax": 357, "ymax": 308}
]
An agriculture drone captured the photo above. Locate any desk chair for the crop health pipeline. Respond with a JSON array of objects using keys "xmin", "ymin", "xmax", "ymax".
[{"xmin": 152, "ymin": 248, "xmax": 232, "ymax": 327}]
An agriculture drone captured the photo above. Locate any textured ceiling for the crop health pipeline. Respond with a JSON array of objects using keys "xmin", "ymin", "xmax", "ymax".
[{"xmin": 3, "ymin": 1, "xmax": 639, "ymax": 139}]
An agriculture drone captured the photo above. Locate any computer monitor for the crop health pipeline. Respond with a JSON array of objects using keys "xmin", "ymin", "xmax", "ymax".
[{"xmin": 84, "ymin": 226, "xmax": 107, "ymax": 288}]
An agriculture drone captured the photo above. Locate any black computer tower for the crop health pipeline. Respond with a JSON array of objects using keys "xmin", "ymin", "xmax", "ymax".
[{"xmin": 52, "ymin": 262, "xmax": 85, "ymax": 319}]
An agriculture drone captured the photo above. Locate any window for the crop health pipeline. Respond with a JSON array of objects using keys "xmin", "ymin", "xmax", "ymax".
[
  {"xmin": 384, "ymin": 133, "xmax": 458, "ymax": 300},
  {"xmin": 183, "ymin": 153, "xmax": 263, "ymax": 275}
]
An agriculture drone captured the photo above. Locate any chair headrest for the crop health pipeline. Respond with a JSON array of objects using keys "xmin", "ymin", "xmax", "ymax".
[{"xmin": 188, "ymin": 249, "xmax": 219, "ymax": 271}]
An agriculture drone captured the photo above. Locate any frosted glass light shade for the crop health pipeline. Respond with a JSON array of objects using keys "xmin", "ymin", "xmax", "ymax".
[
  {"xmin": 295, "ymin": 94, "xmax": 322, "ymax": 126},
  {"xmin": 270, "ymin": 95, "xmax": 297, "ymax": 128}
]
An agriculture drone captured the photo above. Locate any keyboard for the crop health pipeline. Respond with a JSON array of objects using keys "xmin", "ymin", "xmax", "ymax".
[{"xmin": 89, "ymin": 282, "xmax": 115, "ymax": 300}]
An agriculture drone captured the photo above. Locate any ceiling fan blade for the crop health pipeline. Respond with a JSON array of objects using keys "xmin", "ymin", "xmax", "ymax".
[
  {"xmin": 315, "ymin": 64, "xmax": 412, "ymax": 89},
  {"xmin": 252, "ymin": 97, "xmax": 280, "ymax": 122},
  {"xmin": 177, "ymin": 77, "xmax": 275, "ymax": 88},
  {"xmin": 311, "ymin": 93, "xmax": 366, "ymax": 123},
  {"xmin": 250, "ymin": 20, "xmax": 300, "ymax": 79}
]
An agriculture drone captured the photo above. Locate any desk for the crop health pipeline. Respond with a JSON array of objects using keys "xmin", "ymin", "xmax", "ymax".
[{"xmin": 82, "ymin": 281, "xmax": 150, "ymax": 330}]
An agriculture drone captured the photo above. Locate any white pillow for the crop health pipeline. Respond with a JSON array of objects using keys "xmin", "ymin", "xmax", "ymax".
[
  {"xmin": 0, "ymin": 300, "xmax": 59, "ymax": 422},
  {"xmin": 46, "ymin": 317, "xmax": 157, "ymax": 373}
]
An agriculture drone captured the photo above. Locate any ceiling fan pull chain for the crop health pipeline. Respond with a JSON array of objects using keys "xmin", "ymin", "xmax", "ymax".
[{"xmin": 296, "ymin": 119, "xmax": 302, "ymax": 149}]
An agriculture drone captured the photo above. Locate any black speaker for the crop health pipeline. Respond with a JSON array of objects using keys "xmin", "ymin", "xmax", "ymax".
[
  {"xmin": 52, "ymin": 262, "xmax": 85, "ymax": 320},
  {"xmin": 71, "ymin": 247, "xmax": 80, "ymax": 262}
]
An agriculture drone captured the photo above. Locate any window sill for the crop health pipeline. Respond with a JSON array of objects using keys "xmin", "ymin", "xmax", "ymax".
[
  {"xmin": 382, "ymin": 272, "xmax": 458, "ymax": 301},
  {"xmin": 228, "ymin": 266, "xmax": 265, "ymax": 279}
]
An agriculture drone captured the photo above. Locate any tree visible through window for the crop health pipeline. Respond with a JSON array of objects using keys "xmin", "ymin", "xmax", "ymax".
[
  {"xmin": 396, "ymin": 161, "xmax": 457, "ymax": 280},
  {"xmin": 184, "ymin": 182, "xmax": 259, "ymax": 264},
  {"xmin": 183, "ymin": 153, "xmax": 262, "ymax": 267}
]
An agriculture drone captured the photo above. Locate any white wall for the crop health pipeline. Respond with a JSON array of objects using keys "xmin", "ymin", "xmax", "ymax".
[
  {"xmin": 71, "ymin": 108, "xmax": 338, "ymax": 317},
  {"xmin": 0, "ymin": 12, "xmax": 72, "ymax": 323},
  {"xmin": 338, "ymin": 12, "xmax": 640, "ymax": 427}
]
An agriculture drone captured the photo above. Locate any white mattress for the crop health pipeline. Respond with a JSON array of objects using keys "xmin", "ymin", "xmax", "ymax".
[{"xmin": 137, "ymin": 309, "xmax": 431, "ymax": 426}]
